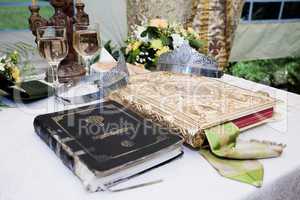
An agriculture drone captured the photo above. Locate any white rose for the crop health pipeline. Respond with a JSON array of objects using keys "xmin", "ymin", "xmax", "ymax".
[
  {"xmin": 0, "ymin": 63, "xmax": 5, "ymax": 71},
  {"xmin": 171, "ymin": 34, "xmax": 188, "ymax": 49}
]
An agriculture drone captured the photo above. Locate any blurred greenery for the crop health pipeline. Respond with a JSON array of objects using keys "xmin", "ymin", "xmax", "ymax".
[
  {"xmin": 0, "ymin": 3, "xmax": 53, "ymax": 30},
  {"xmin": 0, "ymin": 0, "xmax": 49, "ymax": 2},
  {"xmin": 0, "ymin": 0, "xmax": 30, "ymax": 2},
  {"xmin": 227, "ymin": 57, "xmax": 300, "ymax": 94}
]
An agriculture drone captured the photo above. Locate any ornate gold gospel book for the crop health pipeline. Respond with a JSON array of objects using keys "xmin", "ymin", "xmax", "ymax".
[{"xmin": 109, "ymin": 72, "xmax": 277, "ymax": 148}]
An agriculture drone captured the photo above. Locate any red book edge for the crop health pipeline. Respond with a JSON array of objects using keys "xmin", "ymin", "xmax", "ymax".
[{"xmin": 232, "ymin": 108, "xmax": 274, "ymax": 129}]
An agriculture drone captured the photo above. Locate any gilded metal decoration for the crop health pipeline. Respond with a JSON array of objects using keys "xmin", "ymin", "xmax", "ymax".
[
  {"xmin": 85, "ymin": 115, "xmax": 105, "ymax": 127},
  {"xmin": 52, "ymin": 115, "xmax": 65, "ymax": 123},
  {"xmin": 157, "ymin": 44, "xmax": 223, "ymax": 78},
  {"xmin": 121, "ymin": 140, "xmax": 135, "ymax": 148},
  {"xmin": 93, "ymin": 128, "xmax": 130, "ymax": 141}
]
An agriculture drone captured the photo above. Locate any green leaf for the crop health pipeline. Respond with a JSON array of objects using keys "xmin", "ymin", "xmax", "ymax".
[
  {"xmin": 146, "ymin": 27, "xmax": 160, "ymax": 39},
  {"xmin": 126, "ymin": 49, "xmax": 140, "ymax": 64},
  {"xmin": 104, "ymin": 40, "xmax": 113, "ymax": 54},
  {"xmin": 141, "ymin": 30, "xmax": 148, "ymax": 38},
  {"xmin": 91, "ymin": 54, "xmax": 100, "ymax": 65},
  {"xmin": 160, "ymin": 35, "xmax": 172, "ymax": 46},
  {"xmin": 189, "ymin": 39, "xmax": 204, "ymax": 50},
  {"xmin": 104, "ymin": 40, "xmax": 120, "ymax": 60}
]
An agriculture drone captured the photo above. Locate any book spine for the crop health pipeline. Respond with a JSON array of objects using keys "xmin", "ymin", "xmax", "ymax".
[
  {"xmin": 33, "ymin": 117, "xmax": 100, "ymax": 192},
  {"xmin": 33, "ymin": 116, "xmax": 75, "ymax": 172}
]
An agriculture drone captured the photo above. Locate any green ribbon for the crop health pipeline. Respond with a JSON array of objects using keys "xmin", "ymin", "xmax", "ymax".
[
  {"xmin": 200, "ymin": 149, "xmax": 264, "ymax": 187},
  {"xmin": 200, "ymin": 122, "xmax": 284, "ymax": 187}
]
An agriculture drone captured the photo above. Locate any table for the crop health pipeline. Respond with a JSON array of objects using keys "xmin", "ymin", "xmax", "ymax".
[{"xmin": 1, "ymin": 49, "xmax": 300, "ymax": 200}]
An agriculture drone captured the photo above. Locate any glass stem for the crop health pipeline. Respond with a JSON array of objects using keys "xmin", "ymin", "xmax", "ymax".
[
  {"xmin": 85, "ymin": 57, "xmax": 92, "ymax": 75},
  {"xmin": 51, "ymin": 64, "xmax": 60, "ymax": 92}
]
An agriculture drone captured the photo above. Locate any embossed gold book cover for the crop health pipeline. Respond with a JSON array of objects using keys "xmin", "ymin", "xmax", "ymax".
[{"xmin": 109, "ymin": 72, "xmax": 277, "ymax": 148}]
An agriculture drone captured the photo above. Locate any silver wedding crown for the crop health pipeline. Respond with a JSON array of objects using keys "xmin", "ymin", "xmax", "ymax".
[{"xmin": 157, "ymin": 44, "xmax": 223, "ymax": 78}]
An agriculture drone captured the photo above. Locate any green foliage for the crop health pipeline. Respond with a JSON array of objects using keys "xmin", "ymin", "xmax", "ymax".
[
  {"xmin": 141, "ymin": 27, "xmax": 161, "ymax": 39},
  {"xmin": 160, "ymin": 34, "xmax": 172, "ymax": 47},
  {"xmin": 104, "ymin": 40, "xmax": 121, "ymax": 61},
  {"xmin": 0, "ymin": 0, "xmax": 33, "ymax": 2},
  {"xmin": 228, "ymin": 57, "xmax": 300, "ymax": 94}
]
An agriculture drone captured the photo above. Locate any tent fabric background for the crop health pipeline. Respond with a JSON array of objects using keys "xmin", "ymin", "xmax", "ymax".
[
  {"xmin": 230, "ymin": 22, "xmax": 300, "ymax": 62},
  {"xmin": 85, "ymin": 0, "xmax": 128, "ymax": 48}
]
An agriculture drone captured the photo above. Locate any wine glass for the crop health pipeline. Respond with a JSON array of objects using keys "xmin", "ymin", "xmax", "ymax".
[
  {"xmin": 37, "ymin": 26, "xmax": 68, "ymax": 93},
  {"xmin": 73, "ymin": 23, "xmax": 101, "ymax": 75}
]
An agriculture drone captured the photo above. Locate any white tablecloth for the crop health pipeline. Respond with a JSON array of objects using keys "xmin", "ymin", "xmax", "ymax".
[{"xmin": 1, "ymin": 49, "xmax": 300, "ymax": 200}]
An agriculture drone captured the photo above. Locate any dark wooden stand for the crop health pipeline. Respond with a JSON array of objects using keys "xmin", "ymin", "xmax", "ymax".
[{"xmin": 29, "ymin": 0, "xmax": 89, "ymax": 82}]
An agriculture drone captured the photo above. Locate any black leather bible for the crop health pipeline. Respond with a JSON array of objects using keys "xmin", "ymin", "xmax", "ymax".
[{"xmin": 34, "ymin": 101, "xmax": 183, "ymax": 192}]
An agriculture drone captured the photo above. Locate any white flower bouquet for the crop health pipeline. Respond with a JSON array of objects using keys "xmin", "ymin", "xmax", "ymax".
[
  {"xmin": 123, "ymin": 19, "xmax": 204, "ymax": 69},
  {"xmin": 0, "ymin": 51, "xmax": 21, "ymax": 83}
]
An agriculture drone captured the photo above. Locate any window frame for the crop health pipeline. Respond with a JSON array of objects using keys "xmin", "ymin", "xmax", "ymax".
[{"xmin": 241, "ymin": 0, "xmax": 300, "ymax": 24}]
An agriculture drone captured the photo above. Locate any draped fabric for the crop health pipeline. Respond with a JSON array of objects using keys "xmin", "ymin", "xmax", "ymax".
[
  {"xmin": 85, "ymin": 0, "xmax": 128, "ymax": 47},
  {"xmin": 127, "ymin": 0, "xmax": 245, "ymax": 69},
  {"xmin": 127, "ymin": 0, "xmax": 195, "ymax": 33},
  {"xmin": 192, "ymin": 0, "xmax": 245, "ymax": 69},
  {"xmin": 201, "ymin": 122, "xmax": 284, "ymax": 187}
]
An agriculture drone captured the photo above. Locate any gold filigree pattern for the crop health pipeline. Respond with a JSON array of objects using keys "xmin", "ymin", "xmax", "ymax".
[
  {"xmin": 109, "ymin": 72, "xmax": 276, "ymax": 148},
  {"xmin": 192, "ymin": 0, "xmax": 245, "ymax": 68}
]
